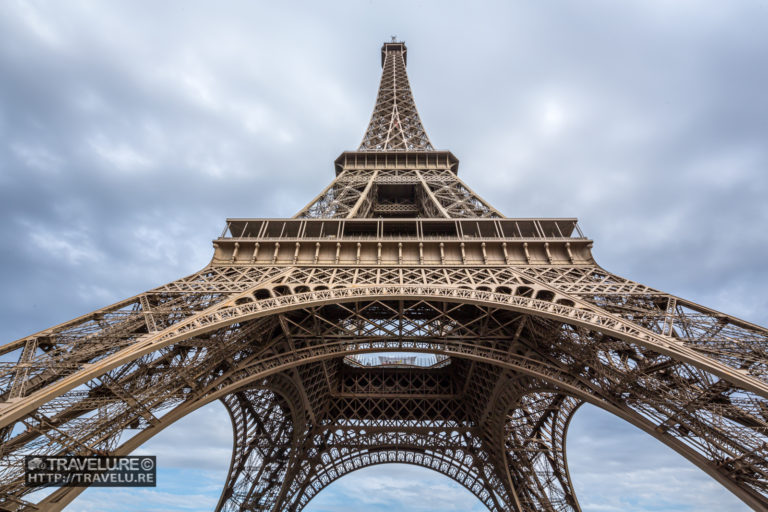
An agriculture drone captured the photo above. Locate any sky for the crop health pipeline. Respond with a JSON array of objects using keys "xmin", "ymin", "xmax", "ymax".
[{"xmin": 1, "ymin": 0, "xmax": 767, "ymax": 511}]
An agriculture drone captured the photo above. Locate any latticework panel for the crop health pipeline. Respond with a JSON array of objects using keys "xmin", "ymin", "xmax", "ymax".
[
  {"xmin": 1, "ymin": 271, "xmax": 766, "ymax": 510},
  {"xmin": 294, "ymin": 168, "xmax": 501, "ymax": 219},
  {"xmin": 218, "ymin": 384, "xmax": 298, "ymax": 512},
  {"xmin": 359, "ymin": 42, "xmax": 433, "ymax": 151}
]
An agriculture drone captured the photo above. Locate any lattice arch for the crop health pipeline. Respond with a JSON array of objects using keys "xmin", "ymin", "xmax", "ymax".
[
  {"xmin": 273, "ymin": 439, "xmax": 511, "ymax": 511},
  {"xmin": 7, "ymin": 289, "xmax": 765, "ymax": 511}
]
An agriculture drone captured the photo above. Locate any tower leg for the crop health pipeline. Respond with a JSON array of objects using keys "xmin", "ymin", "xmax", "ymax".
[
  {"xmin": 503, "ymin": 391, "xmax": 581, "ymax": 512},
  {"xmin": 217, "ymin": 386, "xmax": 298, "ymax": 512}
]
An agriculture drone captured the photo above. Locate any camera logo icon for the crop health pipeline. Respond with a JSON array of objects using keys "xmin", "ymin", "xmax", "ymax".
[{"xmin": 27, "ymin": 457, "xmax": 46, "ymax": 470}]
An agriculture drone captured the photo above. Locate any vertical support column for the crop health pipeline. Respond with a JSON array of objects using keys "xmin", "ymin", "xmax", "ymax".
[
  {"xmin": 139, "ymin": 295, "xmax": 158, "ymax": 333},
  {"xmin": 346, "ymin": 170, "xmax": 379, "ymax": 218},
  {"xmin": 216, "ymin": 375, "xmax": 308, "ymax": 512},
  {"xmin": 416, "ymin": 170, "xmax": 449, "ymax": 218},
  {"xmin": 8, "ymin": 338, "xmax": 39, "ymax": 400},
  {"xmin": 503, "ymin": 392, "xmax": 582, "ymax": 512}
]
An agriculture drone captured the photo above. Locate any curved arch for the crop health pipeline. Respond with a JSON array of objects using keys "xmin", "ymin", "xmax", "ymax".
[
  {"xmin": 3, "ymin": 285, "xmax": 765, "ymax": 432},
  {"xmin": 10, "ymin": 292, "xmax": 768, "ymax": 510},
  {"xmin": 38, "ymin": 367, "xmax": 767, "ymax": 509},
  {"xmin": 37, "ymin": 345, "xmax": 767, "ymax": 511},
  {"xmin": 290, "ymin": 449, "xmax": 505, "ymax": 511}
]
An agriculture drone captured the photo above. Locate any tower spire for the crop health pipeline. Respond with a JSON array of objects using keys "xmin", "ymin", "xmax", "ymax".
[{"xmin": 358, "ymin": 41, "xmax": 434, "ymax": 151}]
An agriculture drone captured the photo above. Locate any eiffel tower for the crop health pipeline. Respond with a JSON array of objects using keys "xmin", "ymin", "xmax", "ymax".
[{"xmin": 2, "ymin": 40, "xmax": 768, "ymax": 512}]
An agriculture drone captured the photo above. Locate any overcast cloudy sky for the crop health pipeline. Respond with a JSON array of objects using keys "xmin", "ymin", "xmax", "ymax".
[{"xmin": 2, "ymin": 1, "xmax": 767, "ymax": 511}]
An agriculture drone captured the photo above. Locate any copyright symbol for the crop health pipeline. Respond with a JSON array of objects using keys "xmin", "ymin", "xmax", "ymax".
[{"xmin": 140, "ymin": 457, "xmax": 154, "ymax": 471}]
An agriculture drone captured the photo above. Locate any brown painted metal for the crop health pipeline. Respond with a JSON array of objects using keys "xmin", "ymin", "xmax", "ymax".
[{"xmin": 1, "ymin": 40, "xmax": 767, "ymax": 512}]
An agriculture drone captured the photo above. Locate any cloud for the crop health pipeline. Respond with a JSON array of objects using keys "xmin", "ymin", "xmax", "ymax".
[
  {"xmin": 27, "ymin": 227, "xmax": 103, "ymax": 266},
  {"xmin": 567, "ymin": 405, "xmax": 747, "ymax": 512}
]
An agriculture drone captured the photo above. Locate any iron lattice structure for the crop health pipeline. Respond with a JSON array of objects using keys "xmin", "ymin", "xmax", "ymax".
[{"xmin": 1, "ymin": 41, "xmax": 768, "ymax": 512}]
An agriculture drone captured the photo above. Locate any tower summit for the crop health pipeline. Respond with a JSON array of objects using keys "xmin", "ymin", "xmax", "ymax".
[
  {"xmin": 359, "ymin": 40, "xmax": 433, "ymax": 151},
  {"xmin": 2, "ymin": 41, "xmax": 768, "ymax": 512},
  {"xmin": 298, "ymin": 39, "xmax": 502, "ymax": 219}
]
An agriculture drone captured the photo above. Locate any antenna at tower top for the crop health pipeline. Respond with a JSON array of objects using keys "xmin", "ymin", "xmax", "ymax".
[{"xmin": 380, "ymin": 39, "xmax": 407, "ymax": 67}]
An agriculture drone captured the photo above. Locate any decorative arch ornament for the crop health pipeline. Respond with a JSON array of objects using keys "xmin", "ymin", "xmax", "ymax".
[{"xmin": 1, "ymin": 41, "xmax": 767, "ymax": 512}]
